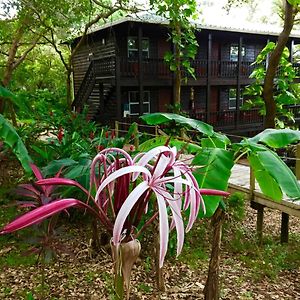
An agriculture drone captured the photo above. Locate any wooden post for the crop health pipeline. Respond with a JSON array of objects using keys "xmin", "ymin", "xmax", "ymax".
[
  {"xmin": 115, "ymin": 120, "xmax": 119, "ymax": 138},
  {"xmin": 115, "ymin": 56, "xmax": 122, "ymax": 120},
  {"xmin": 155, "ymin": 125, "xmax": 158, "ymax": 137},
  {"xmin": 280, "ymin": 212, "xmax": 289, "ymax": 243},
  {"xmin": 250, "ymin": 167, "xmax": 264, "ymax": 243},
  {"xmin": 235, "ymin": 36, "xmax": 243, "ymax": 129},
  {"xmin": 134, "ymin": 124, "xmax": 139, "ymax": 149},
  {"xmin": 206, "ymin": 33, "xmax": 212, "ymax": 124},
  {"xmin": 249, "ymin": 167, "xmax": 255, "ymax": 201},
  {"xmin": 257, "ymin": 205, "xmax": 264, "ymax": 244},
  {"xmin": 138, "ymin": 25, "xmax": 144, "ymax": 116},
  {"xmin": 296, "ymin": 143, "xmax": 300, "ymax": 180}
]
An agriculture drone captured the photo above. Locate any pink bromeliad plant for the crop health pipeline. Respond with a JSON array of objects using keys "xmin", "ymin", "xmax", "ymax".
[{"xmin": 0, "ymin": 146, "xmax": 229, "ymax": 299}]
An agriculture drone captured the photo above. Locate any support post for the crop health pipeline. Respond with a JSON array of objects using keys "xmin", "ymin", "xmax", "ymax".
[
  {"xmin": 250, "ymin": 201, "xmax": 264, "ymax": 244},
  {"xmin": 280, "ymin": 212, "xmax": 289, "ymax": 243},
  {"xmin": 138, "ymin": 25, "xmax": 144, "ymax": 116},
  {"xmin": 257, "ymin": 205, "xmax": 264, "ymax": 244},
  {"xmin": 296, "ymin": 143, "xmax": 300, "ymax": 180},
  {"xmin": 235, "ymin": 36, "xmax": 243, "ymax": 129},
  {"xmin": 115, "ymin": 120, "xmax": 119, "ymax": 138},
  {"xmin": 115, "ymin": 56, "xmax": 122, "ymax": 120},
  {"xmin": 206, "ymin": 33, "xmax": 212, "ymax": 123}
]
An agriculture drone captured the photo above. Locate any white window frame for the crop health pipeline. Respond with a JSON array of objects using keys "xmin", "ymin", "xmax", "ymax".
[
  {"xmin": 229, "ymin": 88, "xmax": 243, "ymax": 110},
  {"xmin": 230, "ymin": 44, "xmax": 245, "ymax": 62},
  {"xmin": 128, "ymin": 91, "xmax": 150, "ymax": 116},
  {"xmin": 127, "ymin": 37, "xmax": 150, "ymax": 60}
]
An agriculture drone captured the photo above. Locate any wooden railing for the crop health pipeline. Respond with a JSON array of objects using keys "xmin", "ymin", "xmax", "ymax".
[
  {"xmin": 119, "ymin": 58, "xmax": 259, "ymax": 79},
  {"xmin": 191, "ymin": 109, "xmax": 263, "ymax": 128}
]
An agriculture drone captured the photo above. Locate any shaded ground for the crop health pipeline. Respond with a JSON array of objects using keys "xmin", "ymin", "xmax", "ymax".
[{"xmin": 0, "ymin": 160, "xmax": 299, "ymax": 299}]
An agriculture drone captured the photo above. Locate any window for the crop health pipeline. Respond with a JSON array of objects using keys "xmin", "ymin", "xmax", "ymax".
[
  {"xmin": 128, "ymin": 91, "xmax": 150, "ymax": 115},
  {"xmin": 229, "ymin": 88, "xmax": 243, "ymax": 109},
  {"xmin": 128, "ymin": 37, "xmax": 149, "ymax": 60},
  {"xmin": 230, "ymin": 45, "xmax": 245, "ymax": 62}
]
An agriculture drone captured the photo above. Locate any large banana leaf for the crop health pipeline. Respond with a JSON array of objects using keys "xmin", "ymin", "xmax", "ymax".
[
  {"xmin": 192, "ymin": 148, "xmax": 234, "ymax": 217},
  {"xmin": 248, "ymin": 153, "xmax": 283, "ymax": 201},
  {"xmin": 249, "ymin": 128, "xmax": 300, "ymax": 148},
  {"xmin": 0, "ymin": 114, "xmax": 32, "ymax": 173},
  {"xmin": 250, "ymin": 149, "xmax": 300, "ymax": 200},
  {"xmin": 141, "ymin": 113, "xmax": 214, "ymax": 136}
]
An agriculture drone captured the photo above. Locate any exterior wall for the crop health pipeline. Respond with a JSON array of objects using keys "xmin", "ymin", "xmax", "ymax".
[{"xmin": 158, "ymin": 88, "xmax": 172, "ymax": 112}]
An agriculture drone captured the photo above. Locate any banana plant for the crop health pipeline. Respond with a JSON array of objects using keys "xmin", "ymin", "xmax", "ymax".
[
  {"xmin": 141, "ymin": 113, "xmax": 300, "ymax": 217},
  {"xmin": 0, "ymin": 146, "xmax": 228, "ymax": 300},
  {"xmin": 0, "ymin": 113, "xmax": 32, "ymax": 173}
]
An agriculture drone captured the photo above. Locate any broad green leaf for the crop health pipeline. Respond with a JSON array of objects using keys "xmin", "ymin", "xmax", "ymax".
[
  {"xmin": 0, "ymin": 114, "xmax": 32, "ymax": 173},
  {"xmin": 139, "ymin": 136, "xmax": 201, "ymax": 153},
  {"xmin": 0, "ymin": 86, "xmax": 31, "ymax": 112},
  {"xmin": 169, "ymin": 139, "xmax": 201, "ymax": 153},
  {"xmin": 141, "ymin": 113, "xmax": 214, "ymax": 136},
  {"xmin": 193, "ymin": 148, "xmax": 234, "ymax": 217},
  {"xmin": 249, "ymin": 129, "xmax": 300, "ymax": 148},
  {"xmin": 42, "ymin": 158, "xmax": 77, "ymax": 176},
  {"xmin": 255, "ymin": 150, "xmax": 300, "ymax": 200},
  {"xmin": 139, "ymin": 136, "xmax": 169, "ymax": 152},
  {"xmin": 248, "ymin": 154, "xmax": 283, "ymax": 201},
  {"xmin": 201, "ymin": 137, "xmax": 226, "ymax": 149}
]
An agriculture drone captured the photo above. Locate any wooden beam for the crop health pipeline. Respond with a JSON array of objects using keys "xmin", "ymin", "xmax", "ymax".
[
  {"xmin": 115, "ymin": 56, "xmax": 122, "ymax": 120},
  {"xmin": 206, "ymin": 33, "xmax": 212, "ymax": 123},
  {"xmin": 235, "ymin": 36, "xmax": 242, "ymax": 128},
  {"xmin": 138, "ymin": 25, "xmax": 144, "ymax": 116}
]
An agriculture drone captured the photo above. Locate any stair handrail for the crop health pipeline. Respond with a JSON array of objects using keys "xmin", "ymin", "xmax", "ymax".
[
  {"xmin": 73, "ymin": 60, "xmax": 95, "ymax": 108},
  {"xmin": 73, "ymin": 54, "xmax": 116, "ymax": 109}
]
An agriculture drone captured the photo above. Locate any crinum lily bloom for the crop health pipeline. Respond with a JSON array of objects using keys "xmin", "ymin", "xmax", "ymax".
[{"xmin": 92, "ymin": 146, "xmax": 215, "ymax": 267}]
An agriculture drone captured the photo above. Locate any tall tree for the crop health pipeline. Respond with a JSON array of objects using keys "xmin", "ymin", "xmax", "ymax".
[
  {"xmin": 226, "ymin": 0, "xmax": 300, "ymax": 128},
  {"xmin": 263, "ymin": 0, "xmax": 300, "ymax": 128},
  {"xmin": 0, "ymin": 1, "xmax": 46, "ymax": 116},
  {"xmin": 151, "ymin": 0, "xmax": 199, "ymax": 106}
]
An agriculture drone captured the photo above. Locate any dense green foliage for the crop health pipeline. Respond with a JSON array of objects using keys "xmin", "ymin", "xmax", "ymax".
[{"xmin": 243, "ymin": 42, "xmax": 300, "ymax": 128}]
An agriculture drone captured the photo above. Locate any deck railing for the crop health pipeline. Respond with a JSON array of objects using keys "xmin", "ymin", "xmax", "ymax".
[
  {"xmin": 79, "ymin": 56, "xmax": 300, "ymax": 81},
  {"xmin": 191, "ymin": 109, "xmax": 263, "ymax": 128},
  {"xmin": 118, "ymin": 58, "xmax": 265, "ymax": 79}
]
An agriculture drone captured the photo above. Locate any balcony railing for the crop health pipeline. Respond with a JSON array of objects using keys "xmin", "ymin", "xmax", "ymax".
[
  {"xmin": 119, "ymin": 58, "xmax": 260, "ymax": 79},
  {"xmin": 191, "ymin": 109, "xmax": 263, "ymax": 128},
  {"xmin": 89, "ymin": 56, "xmax": 300, "ymax": 80}
]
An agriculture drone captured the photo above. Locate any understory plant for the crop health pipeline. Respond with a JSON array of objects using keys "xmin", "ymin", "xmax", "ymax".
[{"xmin": 0, "ymin": 145, "xmax": 229, "ymax": 299}]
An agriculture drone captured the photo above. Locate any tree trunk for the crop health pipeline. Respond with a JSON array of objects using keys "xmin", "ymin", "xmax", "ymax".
[
  {"xmin": 66, "ymin": 68, "xmax": 73, "ymax": 107},
  {"xmin": 263, "ymin": 1, "xmax": 295, "ymax": 128},
  {"xmin": 204, "ymin": 207, "xmax": 225, "ymax": 300}
]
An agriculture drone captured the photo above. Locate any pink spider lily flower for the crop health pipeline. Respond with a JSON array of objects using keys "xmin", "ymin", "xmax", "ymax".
[{"xmin": 92, "ymin": 146, "xmax": 226, "ymax": 268}]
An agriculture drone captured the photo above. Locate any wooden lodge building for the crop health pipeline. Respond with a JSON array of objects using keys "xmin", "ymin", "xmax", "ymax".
[{"xmin": 71, "ymin": 14, "xmax": 300, "ymax": 134}]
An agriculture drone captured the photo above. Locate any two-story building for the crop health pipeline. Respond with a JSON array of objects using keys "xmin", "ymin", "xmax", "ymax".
[{"xmin": 71, "ymin": 13, "xmax": 300, "ymax": 134}]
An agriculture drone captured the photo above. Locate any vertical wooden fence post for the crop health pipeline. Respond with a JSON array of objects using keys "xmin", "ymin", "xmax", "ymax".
[
  {"xmin": 134, "ymin": 124, "xmax": 139, "ymax": 149},
  {"xmin": 115, "ymin": 121, "xmax": 119, "ymax": 138},
  {"xmin": 296, "ymin": 143, "xmax": 300, "ymax": 180},
  {"xmin": 250, "ymin": 167, "xmax": 264, "ymax": 244}
]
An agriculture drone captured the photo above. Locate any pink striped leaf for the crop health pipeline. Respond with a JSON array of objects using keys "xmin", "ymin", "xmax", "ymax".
[{"xmin": 0, "ymin": 199, "xmax": 96, "ymax": 235}]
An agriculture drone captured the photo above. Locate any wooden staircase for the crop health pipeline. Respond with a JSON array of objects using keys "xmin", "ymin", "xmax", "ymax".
[{"xmin": 73, "ymin": 55, "xmax": 115, "ymax": 119}]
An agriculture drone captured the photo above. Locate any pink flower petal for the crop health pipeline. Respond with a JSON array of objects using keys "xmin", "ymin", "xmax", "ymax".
[{"xmin": 113, "ymin": 182, "xmax": 149, "ymax": 244}]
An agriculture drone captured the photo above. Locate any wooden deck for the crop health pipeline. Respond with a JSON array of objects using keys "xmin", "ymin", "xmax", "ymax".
[{"xmin": 229, "ymin": 163, "xmax": 300, "ymax": 242}]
